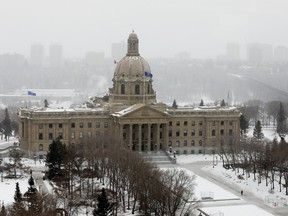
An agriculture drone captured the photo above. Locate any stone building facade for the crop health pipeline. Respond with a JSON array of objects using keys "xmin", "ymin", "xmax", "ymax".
[{"xmin": 19, "ymin": 32, "xmax": 240, "ymax": 158}]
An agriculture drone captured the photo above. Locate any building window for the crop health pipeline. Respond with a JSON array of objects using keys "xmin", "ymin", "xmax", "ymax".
[
  {"xmin": 96, "ymin": 122, "xmax": 100, "ymax": 128},
  {"xmin": 221, "ymin": 129, "xmax": 224, "ymax": 135},
  {"xmin": 58, "ymin": 132, "xmax": 63, "ymax": 139},
  {"xmin": 191, "ymin": 140, "xmax": 195, "ymax": 146},
  {"xmin": 176, "ymin": 130, "xmax": 180, "ymax": 137},
  {"xmin": 49, "ymin": 124, "xmax": 53, "ymax": 128},
  {"xmin": 59, "ymin": 123, "xmax": 63, "ymax": 128},
  {"xmin": 169, "ymin": 130, "xmax": 172, "ymax": 137},
  {"xmin": 71, "ymin": 123, "xmax": 75, "ymax": 128},
  {"xmin": 183, "ymin": 130, "xmax": 187, "ymax": 136},
  {"xmin": 38, "ymin": 133, "xmax": 43, "ymax": 140},
  {"xmin": 184, "ymin": 121, "xmax": 188, "ymax": 126},
  {"xmin": 199, "ymin": 130, "xmax": 203, "ymax": 136},
  {"xmin": 199, "ymin": 121, "xmax": 203, "ymax": 126},
  {"xmin": 212, "ymin": 121, "xmax": 216, "ymax": 126},
  {"xmin": 191, "ymin": 130, "xmax": 195, "ymax": 136},
  {"xmin": 169, "ymin": 121, "xmax": 172, "ymax": 126},
  {"xmin": 184, "ymin": 140, "xmax": 187, "ymax": 146},
  {"xmin": 176, "ymin": 121, "xmax": 180, "ymax": 126},
  {"xmin": 88, "ymin": 122, "xmax": 92, "ymax": 128},
  {"xmin": 49, "ymin": 133, "xmax": 53, "ymax": 140},
  {"xmin": 191, "ymin": 150, "xmax": 195, "ymax": 154},
  {"xmin": 121, "ymin": 84, "xmax": 125, "ymax": 94},
  {"xmin": 221, "ymin": 121, "xmax": 224, "ymax": 125},
  {"xmin": 104, "ymin": 122, "xmax": 108, "ymax": 128},
  {"xmin": 183, "ymin": 150, "xmax": 187, "ymax": 154},
  {"xmin": 71, "ymin": 132, "xmax": 75, "ymax": 139},
  {"xmin": 176, "ymin": 140, "xmax": 180, "ymax": 147},
  {"xmin": 79, "ymin": 122, "xmax": 84, "ymax": 128},
  {"xmin": 39, "ymin": 124, "xmax": 43, "ymax": 129},
  {"xmin": 123, "ymin": 132, "xmax": 126, "ymax": 140},
  {"xmin": 229, "ymin": 129, "xmax": 233, "ymax": 136},
  {"xmin": 229, "ymin": 121, "xmax": 233, "ymax": 126},
  {"xmin": 135, "ymin": 84, "xmax": 140, "ymax": 95},
  {"xmin": 39, "ymin": 144, "xmax": 43, "ymax": 151},
  {"xmin": 192, "ymin": 121, "xmax": 195, "ymax": 126},
  {"xmin": 199, "ymin": 140, "xmax": 202, "ymax": 146},
  {"xmin": 88, "ymin": 131, "xmax": 92, "ymax": 137},
  {"xmin": 79, "ymin": 132, "xmax": 84, "ymax": 139},
  {"xmin": 199, "ymin": 150, "xmax": 202, "ymax": 154},
  {"xmin": 212, "ymin": 129, "xmax": 216, "ymax": 136},
  {"xmin": 147, "ymin": 84, "xmax": 150, "ymax": 94}
]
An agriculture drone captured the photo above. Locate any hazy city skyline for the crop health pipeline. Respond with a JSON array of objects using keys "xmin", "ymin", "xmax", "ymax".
[{"xmin": 0, "ymin": 0, "xmax": 287, "ymax": 59}]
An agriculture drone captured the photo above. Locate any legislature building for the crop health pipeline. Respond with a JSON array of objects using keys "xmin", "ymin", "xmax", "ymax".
[{"xmin": 19, "ymin": 32, "xmax": 240, "ymax": 159}]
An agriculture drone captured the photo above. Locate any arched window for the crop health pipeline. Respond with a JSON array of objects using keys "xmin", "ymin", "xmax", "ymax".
[
  {"xmin": 121, "ymin": 84, "xmax": 125, "ymax": 94},
  {"xmin": 135, "ymin": 84, "xmax": 140, "ymax": 95},
  {"xmin": 39, "ymin": 144, "xmax": 43, "ymax": 151},
  {"xmin": 147, "ymin": 84, "xmax": 150, "ymax": 94}
]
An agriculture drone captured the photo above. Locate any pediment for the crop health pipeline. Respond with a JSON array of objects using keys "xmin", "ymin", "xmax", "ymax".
[{"xmin": 112, "ymin": 104, "xmax": 170, "ymax": 119}]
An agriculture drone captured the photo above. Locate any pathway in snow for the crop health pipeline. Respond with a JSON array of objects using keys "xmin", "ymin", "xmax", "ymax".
[{"xmin": 179, "ymin": 161, "xmax": 287, "ymax": 216}]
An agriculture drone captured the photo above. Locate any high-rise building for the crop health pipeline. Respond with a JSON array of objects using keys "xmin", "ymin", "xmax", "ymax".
[
  {"xmin": 247, "ymin": 43, "xmax": 273, "ymax": 64},
  {"xmin": 227, "ymin": 42, "xmax": 240, "ymax": 61},
  {"xmin": 85, "ymin": 51, "xmax": 105, "ymax": 67},
  {"xmin": 274, "ymin": 46, "xmax": 288, "ymax": 63},
  {"xmin": 111, "ymin": 41, "xmax": 126, "ymax": 61},
  {"xmin": 19, "ymin": 32, "xmax": 240, "ymax": 159},
  {"xmin": 49, "ymin": 44, "xmax": 63, "ymax": 67},
  {"xmin": 30, "ymin": 44, "xmax": 44, "ymax": 67}
]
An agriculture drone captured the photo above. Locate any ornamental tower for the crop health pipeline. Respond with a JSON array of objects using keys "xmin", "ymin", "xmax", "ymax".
[{"xmin": 109, "ymin": 32, "xmax": 156, "ymax": 107}]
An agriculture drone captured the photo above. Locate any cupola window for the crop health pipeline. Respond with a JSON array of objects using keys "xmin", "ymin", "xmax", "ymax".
[
  {"xmin": 121, "ymin": 84, "xmax": 125, "ymax": 94},
  {"xmin": 135, "ymin": 84, "xmax": 140, "ymax": 95}
]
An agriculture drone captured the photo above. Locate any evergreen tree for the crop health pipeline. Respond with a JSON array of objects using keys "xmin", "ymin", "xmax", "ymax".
[
  {"xmin": 253, "ymin": 120, "xmax": 264, "ymax": 140},
  {"xmin": 44, "ymin": 99, "xmax": 49, "ymax": 108},
  {"xmin": 14, "ymin": 182, "xmax": 22, "ymax": 202},
  {"xmin": 199, "ymin": 99, "xmax": 204, "ymax": 106},
  {"xmin": 1, "ymin": 108, "xmax": 12, "ymax": 141},
  {"xmin": 240, "ymin": 114, "xmax": 249, "ymax": 137},
  {"xmin": 0, "ymin": 202, "xmax": 6, "ymax": 216},
  {"xmin": 277, "ymin": 102, "xmax": 287, "ymax": 140},
  {"xmin": 45, "ymin": 138, "xmax": 68, "ymax": 180},
  {"xmin": 93, "ymin": 188, "xmax": 112, "ymax": 216},
  {"xmin": 220, "ymin": 99, "xmax": 226, "ymax": 107},
  {"xmin": 172, "ymin": 99, "xmax": 178, "ymax": 109}
]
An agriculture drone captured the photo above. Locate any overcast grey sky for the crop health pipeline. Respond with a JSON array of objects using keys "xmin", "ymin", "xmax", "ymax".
[{"xmin": 0, "ymin": 0, "xmax": 287, "ymax": 59}]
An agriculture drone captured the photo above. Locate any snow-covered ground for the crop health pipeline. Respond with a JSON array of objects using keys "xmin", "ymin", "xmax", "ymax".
[{"xmin": 0, "ymin": 127, "xmax": 286, "ymax": 216}]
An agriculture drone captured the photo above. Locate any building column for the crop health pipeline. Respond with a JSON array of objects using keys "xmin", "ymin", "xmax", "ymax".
[
  {"xmin": 156, "ymin": 123, "xmax": 160, "ymax": 151},
  {"xmin": 129, "ymin": 124, "xmax": 133, "ymax": 150},
  {"xmin": 119, "ymin": 123, "xmax": 123, "ymax": 147},
  {"xmin": 164, "ymin": 123, "xmax": 169, "ymax": 150},
  {"xmin": 138, "ymin": 124, "xmax": 142, "ymax": 151},
  {"xmin": 147, "ymin": 123, "xmax": 151, "ymax": 151}
]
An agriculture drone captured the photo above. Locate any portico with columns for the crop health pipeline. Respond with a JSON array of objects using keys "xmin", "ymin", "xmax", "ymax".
[{"xmin": 112, "ymin": 104, "xmax": 170, "ymax": 151}]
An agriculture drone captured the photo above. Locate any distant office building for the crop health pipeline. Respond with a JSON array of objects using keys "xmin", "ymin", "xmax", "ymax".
[
  {"xmin": 274, "ymin": 46, "xmax": 288, "ymax": 63},
  {"xmin": 0, "ymin": 53, "xmax": 26, "ymax": 68},
  {"xmin": 247, "ymin": 43, "xmax": 273, "ymax": 64},
  {"xmin": 111, "ymin": 41, "xmax": 126, "ymax": 61},
  {"xmin": 227, "ymin": 42, "xmax": 240, "ymax": 61},
  {"xmin": 49, "ymin": 44, "xmax": 63, "ymax": 67},
  {"xmin": 30, "ymin": 44, "xmax": 44, "ymax": 67},
  {"xmin": 85, "ymin": 51, "xmax": 105, "ymax": 67}
]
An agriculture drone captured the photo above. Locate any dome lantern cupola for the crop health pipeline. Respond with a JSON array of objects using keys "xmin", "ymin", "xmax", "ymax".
[
  {"xmin": 127, "ymin": 31, "xmax": 139, "ymax": 56},
  {"xmin": 109, "ymin": 32, "xmax": 157, "ymax": 107}
]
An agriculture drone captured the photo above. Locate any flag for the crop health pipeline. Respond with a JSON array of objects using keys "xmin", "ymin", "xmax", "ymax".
[
  {"xmin": 28, "ymin": 91, "xmax": 36, "ymax": 96},
  {"xmin": 144, "ymin": 71, "xmax": 153, "ymax": 78}
]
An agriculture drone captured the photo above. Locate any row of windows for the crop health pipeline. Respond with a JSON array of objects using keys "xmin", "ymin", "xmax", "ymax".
[
  {"xmin": 169, "ymin": 120, "xmax": 234, "ymax": 127},
  {"xmin": 39, "ymin": 131, "xmax": 107, "ymax": 140},
  {"xmin": 39, "ymin": 122, "xmax": 109, "ymax": 129},
  {"xmin": 171, "ymin": 139, "xmax": 203, "ymax": 147},
  {"xmin": 120, "ymin": 84, "xmax": 151, "ymax": 95},
  {"xmin": 169, "ymin": 129, "xmax": 203, "ymax": 137},
  {"xmin": 212, "ymin": 129, "xmax": 233, "ymax": 136}
]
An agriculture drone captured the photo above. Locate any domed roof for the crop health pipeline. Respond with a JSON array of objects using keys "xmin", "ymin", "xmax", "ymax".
[
  {"xmin": 114, "ymin": 56, "xmax": 151, "ymax": 77},
  {"xmin": 113, "ymin": 32, "xmax": 151, "ymax": 78}
]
